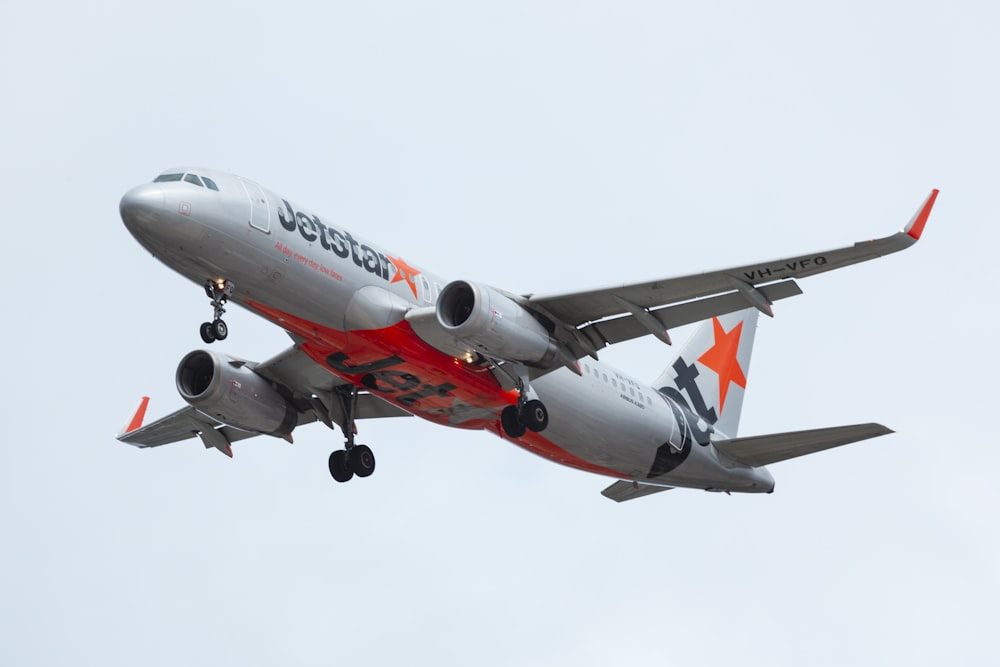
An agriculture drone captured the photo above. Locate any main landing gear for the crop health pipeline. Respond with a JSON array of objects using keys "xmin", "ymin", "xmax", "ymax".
[
  {"xmin": 328, "ymin": 386, "xmax": 376, "ymax": 483},
  {"xmin": 199, "ymin": 279, "xmax": 234, "ymax": 344},
  {"xmin": 499, "ymin": 377, "xmax": 549, "ymax": 438}
]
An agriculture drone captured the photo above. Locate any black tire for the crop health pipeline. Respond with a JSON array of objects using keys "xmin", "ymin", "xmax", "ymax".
[
  {"xmin": 500, "ymin": 405, "xmax": 526, "ymax": 438},
  {"xmin": 521, "ymin": 399, "xmax": 549, "ymax": 432},
  {"xmin": 212, "ymin": 319, "xmax": 229, "ymax": 341},
  {"xmin": 328, "ymin": 450, "xmax": 354, "ymax": 482},
  {"xmin": 349, "ymin": 445, "xmax": 376, "ymax": 478},
  {"xmin": 199, "ymin": 322, "xmax": 216, "ymax": 344}
]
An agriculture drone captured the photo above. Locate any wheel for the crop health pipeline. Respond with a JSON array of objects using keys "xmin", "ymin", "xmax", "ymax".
[
  {"xmin": 199, "ymin": 322, "xmax": 216, "ymax": 344},
  {"xmin": 349, "ymin": 445, "xmax": 376, "ymax": 478},
  {"xmin": 328, "ymin": 450, "xmax": 354, "ymax": 482},
  {"xmin": 212, "ymin": 319, "xmax": 229, "ymax": 340},
  {"xmin": 500, "ymin": 405, "xmax": 526, "ymax": 438},
  {"xmin": 521, "ymin": 399, "xmax": 549, "ymax": 432}
]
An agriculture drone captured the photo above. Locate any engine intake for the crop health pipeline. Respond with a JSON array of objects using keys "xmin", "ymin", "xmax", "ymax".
[
  {"xmin": 176, "ymin": 350, "xmax": 297, "ymax": 437},
  {"xmin": 436, "ymin": 280, "xmax": 556, "ymax": 365}
]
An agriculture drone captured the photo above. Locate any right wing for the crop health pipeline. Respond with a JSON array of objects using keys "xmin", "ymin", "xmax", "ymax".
[{"xmin": 117, "ymin": 345, "xmax": 411, "ymax": 456}]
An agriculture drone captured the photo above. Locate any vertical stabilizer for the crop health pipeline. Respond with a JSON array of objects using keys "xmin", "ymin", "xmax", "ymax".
[{"xmin": 652, "ymin": 308, "xmax": 759, "ymax": 438}]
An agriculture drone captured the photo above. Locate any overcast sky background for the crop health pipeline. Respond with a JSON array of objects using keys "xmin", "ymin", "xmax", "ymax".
[{"xmin": 2, "ymin": 1, "xmax": 997, "ymax": 665}]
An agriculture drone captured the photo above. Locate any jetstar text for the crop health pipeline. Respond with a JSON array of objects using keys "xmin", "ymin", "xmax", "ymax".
[{"xmin": 278, "ymin": 200, "xmax": 392, "ymax": 282}]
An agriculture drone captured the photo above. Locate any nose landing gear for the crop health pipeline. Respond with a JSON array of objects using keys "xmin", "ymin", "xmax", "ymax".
[{"xmin": 199, "ymin": 280, "xmax": 234, "ymax": 343}]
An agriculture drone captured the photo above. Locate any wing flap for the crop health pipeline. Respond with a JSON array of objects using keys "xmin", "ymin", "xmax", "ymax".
[
  {"xmin": 586, "ymin": 279, "xmax": 802, "ymax": 348},
  {"xmin": 713, "ymin": 423, "xmax": 894, "ymax": 468},
  {"xmin": 601, "ymin": 480, "xmax": 674, "ymax": 502}
]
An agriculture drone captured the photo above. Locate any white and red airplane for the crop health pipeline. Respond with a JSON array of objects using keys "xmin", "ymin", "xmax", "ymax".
[{"xmin": 118, "ymin": 168, "xmax": 937, "ymax": 501}]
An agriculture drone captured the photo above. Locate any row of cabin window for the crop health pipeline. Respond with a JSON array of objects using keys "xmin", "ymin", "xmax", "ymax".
[
  {"xmin": 153, "ymin": 172, "xmax": 220, "ymax": 191},
  {"xmin": 581, "ymin": 364, "xmax": 654, "ymax": 405}
]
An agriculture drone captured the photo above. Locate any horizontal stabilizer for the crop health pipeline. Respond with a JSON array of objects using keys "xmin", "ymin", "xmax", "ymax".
[
  {"xmin": 601, "ymin": 480, "xmax": 674, "ymax": 503},
  {"xmin": 713, "ymin": 423, "xmax": 893, "ymax": 468}
]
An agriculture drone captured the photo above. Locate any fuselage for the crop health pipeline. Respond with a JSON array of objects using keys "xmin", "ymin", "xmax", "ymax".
[{"xmin": 120, "ymin": 167, "xmax": 774, "ymax": 493}]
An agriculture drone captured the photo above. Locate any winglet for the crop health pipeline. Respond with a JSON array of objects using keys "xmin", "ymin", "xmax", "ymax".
[
  {"xmin": 904, "ymin": 189, "xmax": 939, "ymax": 241},
  {"xmin": 118, "ymin": 396, "xmax": 150, "ymax": 437}
]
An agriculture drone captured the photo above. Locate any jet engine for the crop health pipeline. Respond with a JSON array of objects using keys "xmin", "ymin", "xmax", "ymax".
[
  {"xmin": 436, "ymin": 280, "xmax": 557, "ymax": 365},
  {"xmin": 175, "ymin": 350, "xmax": 297, "ymax": 436}
]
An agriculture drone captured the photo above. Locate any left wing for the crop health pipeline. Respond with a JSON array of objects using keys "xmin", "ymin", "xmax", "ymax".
[
  {"xmin": 117, "ymin": 402, "xmax": 271, "ymax": 456},
  {"xmin": 526, "ymin": 190, "xmax": 937, "ymax": 354},
  {"xmin": 118, "ymin": 345, "xmax": 411, "ymax": 457}
]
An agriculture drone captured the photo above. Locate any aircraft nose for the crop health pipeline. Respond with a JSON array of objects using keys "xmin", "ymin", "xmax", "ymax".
[{"xmin": 120, "ymin": 183, "xmax": 164, "ymax": 235}]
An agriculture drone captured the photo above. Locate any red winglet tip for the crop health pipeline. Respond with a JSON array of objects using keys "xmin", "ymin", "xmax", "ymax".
[
  {"xmin": 906, "ymin": 189, "xmax": 939, "ymax": 240},
  {"xmin": 123, "ymin": 396, "xmax": 150, "ymax": 434}
]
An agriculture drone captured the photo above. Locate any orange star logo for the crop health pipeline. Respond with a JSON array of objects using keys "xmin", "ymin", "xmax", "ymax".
[
  {"xmin": 697, "ymin": 318, "xmax": 747, "ymax": 414},
  {"xmin": 387, "ymin": 255, "xmax": 421, "ymax": 298}
]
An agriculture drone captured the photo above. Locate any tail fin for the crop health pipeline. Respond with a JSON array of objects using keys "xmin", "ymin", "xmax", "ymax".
[{"xmin": 652, "ymin": 308, "xmax": 759, "ymax": 438}]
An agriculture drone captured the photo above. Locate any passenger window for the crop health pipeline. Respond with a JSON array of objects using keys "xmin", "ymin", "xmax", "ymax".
[
  {"xmin": 202, "ymin": 176, "xmax": 220, "ymax": 191},
  {"xmin": 184, "ymin": 173, "xmax": 204, "ymax": 187},
  {"xmin": 154, "ymin": 173, "xmax": 184, "ymax": 182}
]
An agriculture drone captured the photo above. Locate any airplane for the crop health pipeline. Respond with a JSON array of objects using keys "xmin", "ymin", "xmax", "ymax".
[{"xmin": 117, "ymin": 167, "xmax": 937, "ymax": 501}]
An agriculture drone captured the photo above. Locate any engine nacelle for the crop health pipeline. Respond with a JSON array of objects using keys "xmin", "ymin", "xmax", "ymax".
[
  {"xmin": 175, "ymin": 350, "xmax": 297, "ymax": 437},
  {"xmin": 436, "ymin": 280, "xmax": 556, "ymax": 365}
]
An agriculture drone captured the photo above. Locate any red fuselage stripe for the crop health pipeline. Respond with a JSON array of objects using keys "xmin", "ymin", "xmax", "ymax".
[{"xmin": 245, "ymin": 299, "xmax": 628, "ymax": 480}]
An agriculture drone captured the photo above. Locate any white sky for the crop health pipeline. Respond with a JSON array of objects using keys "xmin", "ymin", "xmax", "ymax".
[{"xmin": 2, "ymin": 1, "xmax": 997, "ymax": 665}]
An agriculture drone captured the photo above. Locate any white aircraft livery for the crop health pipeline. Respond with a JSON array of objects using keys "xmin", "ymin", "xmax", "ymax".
[{"xmin": 118, "ymin": 168, "xmax": 938, "ymax": 501}]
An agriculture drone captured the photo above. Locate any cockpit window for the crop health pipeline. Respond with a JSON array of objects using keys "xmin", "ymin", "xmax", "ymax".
[{"xmin": 153, "ymin": 171, "xmax": 220, "ymax": 192}]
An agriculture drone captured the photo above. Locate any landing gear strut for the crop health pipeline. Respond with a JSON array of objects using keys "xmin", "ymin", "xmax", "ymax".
[
  {"xmin": 327, "ymin": 386, "xmax": 377, "ymax": 483},
  {"xmin": 199, "ymin": 279, "xmax": 234, "ymax": 344},
  {"xmin": 499, "ymin": 375, "xmax": 549, "ymax": 438}
]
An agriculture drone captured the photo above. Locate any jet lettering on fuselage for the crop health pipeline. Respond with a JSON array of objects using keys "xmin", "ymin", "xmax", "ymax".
[{"xmin": 327, "ymin": 351, "xmax": 459, "ymax": 409}]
